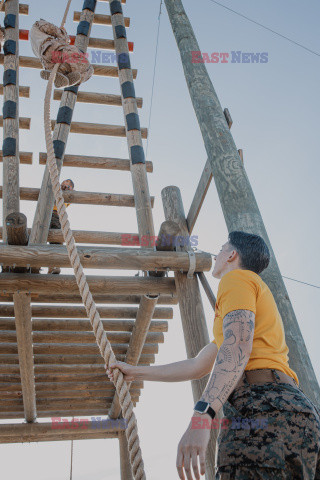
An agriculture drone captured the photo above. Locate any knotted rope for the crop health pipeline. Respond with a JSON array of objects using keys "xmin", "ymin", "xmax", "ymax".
[{"xmin": 41, "ymin": 2, "xmax": 146, "ymax": 479}]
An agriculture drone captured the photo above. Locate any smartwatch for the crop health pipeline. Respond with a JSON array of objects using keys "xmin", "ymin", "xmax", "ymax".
[{"xmin": 194, "ymin": 401, "xmax": 216, "ymax": 420}]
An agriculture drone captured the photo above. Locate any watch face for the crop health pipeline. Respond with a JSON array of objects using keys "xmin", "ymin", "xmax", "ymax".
[{"xmin": 194, "ymin": 401, "xmax": 209, "ymax": 413}]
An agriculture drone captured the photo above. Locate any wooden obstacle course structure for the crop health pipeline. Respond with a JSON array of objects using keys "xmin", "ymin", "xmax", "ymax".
[{"xmin": 0, "ymin": 0, "xmax": 318, "ymax": 478}]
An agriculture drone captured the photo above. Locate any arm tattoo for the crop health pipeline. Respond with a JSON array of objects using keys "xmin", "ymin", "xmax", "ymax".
[{"xmin": 200, "ymin": 310, "xmax": 255, "ymax": 411}]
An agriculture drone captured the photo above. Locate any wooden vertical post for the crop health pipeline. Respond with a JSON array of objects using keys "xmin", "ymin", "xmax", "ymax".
[
  {"xmin": 2, "ymin": 0, "xmax": 20, "ymax": 243},
  {"xmin": 119, "ymin": 431, "xmax": 134, "ymax": 480},
  {"xmin": 161, "ymin": 186, "xmax": 217, "ymax": 480},
  {"xmin": 13, "ymin": 292, "xmax": 37, "ymax": 422},
  {"xmin": 164, "ymin": 0, "xmax": 320, "ymax": 405}
]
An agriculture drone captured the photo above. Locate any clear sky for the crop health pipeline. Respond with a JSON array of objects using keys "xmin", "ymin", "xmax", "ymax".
[{"xmin": 1, "ymin": 0, "xmax": 320, "ymax": 478}]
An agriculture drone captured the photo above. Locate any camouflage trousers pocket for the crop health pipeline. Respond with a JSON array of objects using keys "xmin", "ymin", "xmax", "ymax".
[{"xmin": 217, "ymin": 438, "xmax": 285, "ymax": 470}]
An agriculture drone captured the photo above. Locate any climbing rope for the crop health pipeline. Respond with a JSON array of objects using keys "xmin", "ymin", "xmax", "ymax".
[{"xmin": 42, "ymin": 3, "xmax": 146, "ymax": 479}]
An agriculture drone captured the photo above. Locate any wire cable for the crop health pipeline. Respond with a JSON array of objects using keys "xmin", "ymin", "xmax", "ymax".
[
  {"xmin": 206, "ymin": 0, "xmax": 320, "ymax": 58},
  {"xmin": 194, "ymin": 248, "xmax": 320, "ymax": 290},
  {"xmin": 146, "ymin": 0, "xmax": 163, "ymax": 158}
]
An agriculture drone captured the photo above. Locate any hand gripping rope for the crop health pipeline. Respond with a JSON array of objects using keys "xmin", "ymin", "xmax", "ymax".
[{"xmin": 42, "ymin": 1, "xmax": 146, "ymax": 478}]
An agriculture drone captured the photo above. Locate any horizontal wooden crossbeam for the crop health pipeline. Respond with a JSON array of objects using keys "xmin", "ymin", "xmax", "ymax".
[
  {"xmin": 0, "ymin": 318, "xmax": 168, "ymax": 333},
  {"xmin": 0, "ymin": 422, "xmax": 125, "ymax": 443},
  {"xmin": 0, "ymin": 187, "xmax": 155, "ymax": 207},
  {"xmin": 0, "ymin": 293, "xmax": 178, "ymax": 304},
  {"xmin": 0, "ymin": 274, "xmax": 176, "ymax": 295},
  {"xmin": 0, "ymin": 245, "xmax": 211, "ymax": 271},
  {"xmin": 0, "ymin": 304, "xmax": 173, "ymax": 318},
  {"xmin": 0, "ymin": 227, "xmax": 141, "ymax": 244}
]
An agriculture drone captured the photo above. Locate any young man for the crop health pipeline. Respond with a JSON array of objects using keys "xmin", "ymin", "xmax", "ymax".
[
  {"xmin": 48, "ymin": 179, "xmax": 74, "ymax": 275},
  {"xmin": 107, "ymin": 231, "xmax": 320, "ymax": 479}
]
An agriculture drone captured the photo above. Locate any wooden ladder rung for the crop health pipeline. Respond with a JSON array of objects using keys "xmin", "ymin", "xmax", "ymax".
[
  {"xmin": 0, "ymin": 117, "xmax": 30, "ymax": 129},
  {"xmin": 0, "ymin": 187, "xmax": 154, "ymax": 207},
  {"xmin": 39, "ymin": 153, "xmax": 151, "ymax": 171},
  {"xmin": 74, "ymin": 11, "xmax": 130, "ymax": 28},
  {"xmin": 0, "ymin": 3, "xmax": 28, "ymax": 14},
  {"xmin": 70, "ymin": 36, "xmax": 134, "ymax": 51},
  {"xmin": 0, "ymin": 55, "xmax": 137, "ymax": 79},
  {"xmin": 0, "ymin": 85, "xmax": 30, "ymax": 98},
  {"xmin": 50, "ymin": 120, "xmax": 148, "ymax": 138},
  {"xmin": 53, "ymin": 89, "xmax": 142, "ymax": 108},
  {"xmin": 0, "ymin": 152, "xmax": 32, "ymax": 164},
  {"xmin": 99, "ymin": 0, "xmax": 126, "ymax": 3}
]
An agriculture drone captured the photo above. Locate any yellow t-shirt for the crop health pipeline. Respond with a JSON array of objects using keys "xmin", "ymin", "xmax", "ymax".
[
  {"xmin": 53, "ymin": 203, "xmax": 70, "ymax": 212},
  {"xmin": 212, "ymin": 269, "xmax": 298, "ymax": 384}
]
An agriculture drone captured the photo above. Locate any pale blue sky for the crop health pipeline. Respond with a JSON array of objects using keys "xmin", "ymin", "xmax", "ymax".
[{"xmin": 1, "ymin": 0, "xmax": 319, "ymax": 478}]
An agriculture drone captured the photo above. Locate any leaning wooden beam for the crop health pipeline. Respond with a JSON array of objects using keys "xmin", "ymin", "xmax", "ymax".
[
  {"xmin": 107, "ymin": 0, "xmax": 160, "ymax": 422},
  {"xmin": 0, "ymin": 84, "xmax": 30, "ymax": 97},
  {"xmin": 0, "ymin": 319, "xmax": 169, "ymax": 333},
  {"xmin": 0, "ymin": 304, "xmax": 173, "ymax": 318},
  {"xmin": 162, "ymin": 186, "xmax": 216, "ymax": 480},
  {"xmin": 0, "ymin": 55, "xmax": 138, "ymax": 78},
  {"xmin": 74, "ymin": 11, "xmax": 130, "ymax": 27},
  {"xmin": 165, "ymin": 0, "xmax": 320, "ymax": 405},
  {"xmin": 0, "ymin": 244, "xmax": 212, "ymax": 271},
  {"xmin": 29, "ymin": 0, "xmax": 99, "ymax": 246},
  {"xmin": 13, "ymin": 292, "xmax": 36, "ymax": 422},
  {"xmin": 197, "ymin": 272, "xmax": 216, "ymax": 310},
  {"xmin": 39, "ymin": 153, "xmax": 151, "ymax": 171},
  {"xmin": 0, "ymin": 293, "xmax": 178, "ymax": 305},
  {"xmin": 0, "ymin": 274, "xmax": 176, "ymax": 295},
  {"xmin": 119, "ymin": 430, "xmax": 134, "ymax": 480},
  {"xmin": 2, "ymin": 0, "xmax": 20, "ymax": 243},
  {"xmin": 50, "ymin": 120, "xmax": 148, "ymax": 138},
  {"xmin": 53, "ymin": 90, "xmax": 142, "ymax": 108},
  {"xmin": 187, "ymin": 159, "xmax": 212, "ymax": 233},
  {"xmin": 108, "ymin": 295, "xmax": 159, "ymax": 418},
  {"xmin": 0, "ymin": 187, "xmax": 155, "ymax": 207},
  {"xmin": 0, "ymin": 151, "xmax": 32, "ymax": 164},
  {"xmin": 186, "ymin": 111, "xmax": 232, "ymax": 232},
  {"xmin": 0, "ymin": 422, "xmax": 125, "ymax": 444}
]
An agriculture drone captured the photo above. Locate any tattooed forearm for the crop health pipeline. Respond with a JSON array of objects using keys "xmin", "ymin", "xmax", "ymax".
[{"xmin": 200, "ymin": 310, "xmax": 255, "ymax": 412}]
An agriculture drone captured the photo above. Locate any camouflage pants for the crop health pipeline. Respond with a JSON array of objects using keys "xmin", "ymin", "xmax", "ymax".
[{"xmin": 215, "ymin": 371, "xmax": 320, "ymax": 479}]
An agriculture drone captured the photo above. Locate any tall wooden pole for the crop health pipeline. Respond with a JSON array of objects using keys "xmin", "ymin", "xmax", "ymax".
[
  {"xmin": 164, "ymin": 0, "xmax": 320, "ymax": 406},
  {"xmin": 2, "ymin": 0, "xmax": 20, "ymax": 243},
  {"xmin": 162, "ymin": 186, "xmax": 217, "ymax": 480}
]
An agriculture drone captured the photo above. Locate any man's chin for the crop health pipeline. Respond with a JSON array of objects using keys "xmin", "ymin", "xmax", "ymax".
[{"xmin": 212, "ymin": 269, "xmax": 221, "ymax": 279}]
